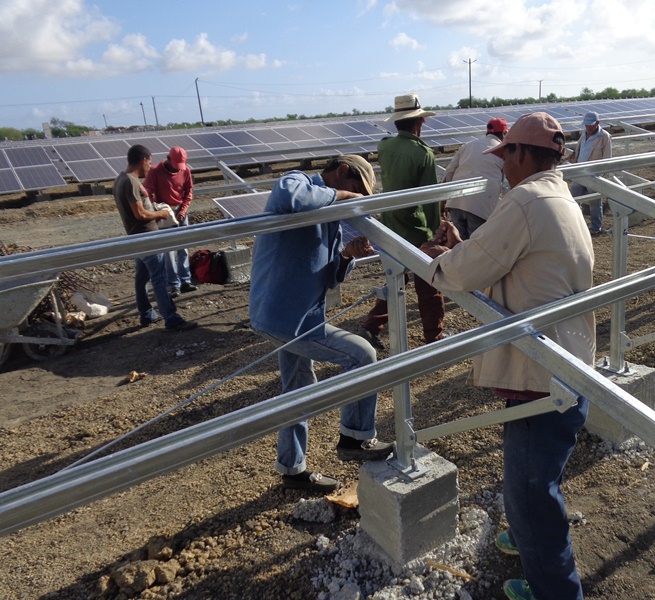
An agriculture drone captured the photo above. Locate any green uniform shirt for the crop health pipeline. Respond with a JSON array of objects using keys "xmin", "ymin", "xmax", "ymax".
[{"xmin": 378, "ymin": 130, "xmax": 440, "ymax": 246}]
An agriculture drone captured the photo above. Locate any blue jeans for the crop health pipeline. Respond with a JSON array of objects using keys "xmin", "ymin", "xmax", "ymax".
[
  {"xmin": 165, "ymin": 213, "xmax": 192, "ymax": 288},
  {"xmin": 256, "ymin": 324, "xmax": 378, "ymax": 475},
  {"xmin": 449, "ymin": 208, "xmax": 486, "ymax": 240},
  {"xmin": 504, "ymin": 396, "xmax": 589, "ymax": 600},
  {"xmin": 134, "ymin": 254, "xmax": 182, "ymax": 328},
  {"xmin": 570, "ymin": 182, "xmax": 603, "ymax": 232}
]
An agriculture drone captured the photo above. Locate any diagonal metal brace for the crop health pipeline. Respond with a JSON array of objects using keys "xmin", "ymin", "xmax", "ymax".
[{"xmin": 416, "ymin": 378, "xmax": 580, "ymax": 441}]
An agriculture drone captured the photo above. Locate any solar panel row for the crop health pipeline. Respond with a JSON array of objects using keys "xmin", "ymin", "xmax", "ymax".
[{"xmin": 1, "ymin": 98, "xmax": 655, "ymax": 194}]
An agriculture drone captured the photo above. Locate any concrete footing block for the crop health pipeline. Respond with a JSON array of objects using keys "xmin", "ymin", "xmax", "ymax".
[
  {"xmin": 358, "ymin": 445, "xmax": 459, "ymax": 564},
  {"xmin": 586, "ymin": 361, "xmax": 655, "ymax": 445},
  {"xmin": 223, "ymin": 245, "xmax": 252, "ymax": 283}
]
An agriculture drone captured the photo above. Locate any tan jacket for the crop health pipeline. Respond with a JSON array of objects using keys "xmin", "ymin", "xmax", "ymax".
[
  {"xmin": 427, "ymin": 170, "xmax": 596, "ymax": 392},
  {"xmin": 570, "ymin": 127, "xmax": 612, "ymax": 163}
]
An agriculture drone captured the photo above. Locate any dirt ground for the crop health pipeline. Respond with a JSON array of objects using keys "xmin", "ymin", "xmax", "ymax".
[{"xmin": 0, "ymin": 165, "xmax": 654, "ymax": 600}]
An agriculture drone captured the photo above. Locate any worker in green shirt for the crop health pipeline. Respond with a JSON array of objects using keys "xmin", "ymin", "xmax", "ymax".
[{"xmin": 360, "ymin": 93, "xmax": 446, "ymax": 349}]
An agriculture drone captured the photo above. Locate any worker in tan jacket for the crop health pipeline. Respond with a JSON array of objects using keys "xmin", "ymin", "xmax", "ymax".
[
  {"xmin": 422, "ymin": 112, "xmax": 595, "ymax": 600},
  {"xmin": 568, "ymin": 111, "xmax": 612, "ymax": 235}
]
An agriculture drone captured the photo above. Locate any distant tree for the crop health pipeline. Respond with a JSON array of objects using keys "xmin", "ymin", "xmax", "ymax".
[
  {"xmin": 49, "ymin": 117, "xmax": 92, "ymax": 138},
  {"xmin": 597, "ymin": 87, "xmax": 620, "ymax": 99},
  {"xmin": 0, "ymin": 127, "xmax": 24, "ymax": 141},
  {"xmin": 580, "ymin": 87, "xmax": 595, "ymax": 100}
]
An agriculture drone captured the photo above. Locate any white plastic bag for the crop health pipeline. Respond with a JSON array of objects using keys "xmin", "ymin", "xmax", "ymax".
[
  {"xmin": 153, "ymin": 203, "xmax": 179, "ymax": 228},
  {"xmin": 71, "ymin": 290, "xmax": 112, "ymax": 318}
]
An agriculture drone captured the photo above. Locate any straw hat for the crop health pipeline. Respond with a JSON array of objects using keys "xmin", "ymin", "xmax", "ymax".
[{"xmin": 385, "ymin": 93, "xmax": 435, "ymax": 122}]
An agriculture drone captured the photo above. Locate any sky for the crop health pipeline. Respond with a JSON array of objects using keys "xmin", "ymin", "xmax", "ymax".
[{"xmin": 2, "ymin": 0, "xmax": 655, "ymax": 131}]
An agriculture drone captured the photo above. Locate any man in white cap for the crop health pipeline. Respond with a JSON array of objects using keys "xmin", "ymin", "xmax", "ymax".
[
  {"xmin": 360, "ymin": 93, "xmax": 446, "ymax": 349},
  {"xmin": 442, "ymin": 117, "xmax": 508, "ymax": 239},
  {"xmin": 144, "ymin": 146, "xmax": 197, "ymax": 297},
  {"xmin": 421, "ymin": 112, "xmax": 595, "ymax": 600},
  {"xmin": 568, "ymin": 111, "xmax": 612, "ymax": 236},
  {"xmin": 249, "ymin": 156, "xmax": 394, "ymax": 493}
]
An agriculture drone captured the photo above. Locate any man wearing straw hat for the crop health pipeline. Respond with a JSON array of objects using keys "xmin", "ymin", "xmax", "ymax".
[{"xmin": 360, "ymin": 93, "xmax": 446, "ymax": 349}]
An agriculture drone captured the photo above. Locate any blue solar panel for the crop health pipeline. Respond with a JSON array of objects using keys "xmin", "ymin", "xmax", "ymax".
[
  {"xmin": 248, "ymin": 129, "xmax": 289, "ymax": 144},
  {"xmin": 191, "ymin": 132, "xmax": 231, "ymax": 149},
  {"xmin": 92, "ymin": 139, "xmax": 131, "ymax": 158},
  {"xmin": 65, "ymin": 159, "xmax": 117, "ymax": 182},
  {"xmin": 53, "ymin": 143, "xmax": 100, "ymax": 162},
  {"xmin": 271, "ymin": 127, "xmax": 314, "ymax": 142},
  {"xmin": 0, "ymin": 169, "xmax": 22, "ymax": 193},
  {"xmin": 14, "ymin": 165, "xmax": 66, "ymax": 190},
  {"xmin": 0, "ymin": 151, "xmax": 10, "ymax": 170},
  {"xmin": 219, "ymin": 131, "xmax": 259, "ymax": 146},
  {"xmin": 4, "ymin": 147, "xmax": 51, "ymax": 168}
]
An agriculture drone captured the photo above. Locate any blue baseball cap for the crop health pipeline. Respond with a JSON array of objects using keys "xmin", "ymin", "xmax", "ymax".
[{"xmin": 583, "ymin": 112, "xmax": 600, "ymax": 125}]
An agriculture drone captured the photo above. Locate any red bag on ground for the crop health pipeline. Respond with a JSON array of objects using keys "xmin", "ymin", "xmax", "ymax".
[{"xmin": 189, "ymin": 250, "xmax": 229, "ymax": 284}]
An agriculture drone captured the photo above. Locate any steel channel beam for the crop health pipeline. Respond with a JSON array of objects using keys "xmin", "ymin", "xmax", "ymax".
[
  {"xmin": 2, "ymin": 262, "xmax": 655, "ymax": 537},
  {"xmin": 0, "ymin": 179, "xmax": 485, "ymax": 284}
]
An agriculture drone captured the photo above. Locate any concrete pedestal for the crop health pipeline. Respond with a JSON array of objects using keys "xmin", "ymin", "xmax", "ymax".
[
  {"xmin": 586, "ymin": 361, "xmax": 655, "ymax": 445},
  {"xmin": 358, "ymin": 445, "xmax": 459, "ymax": 564},
  {"xmin": 223, "ymin": 245, "xmax": 252, "ymax": 284}
]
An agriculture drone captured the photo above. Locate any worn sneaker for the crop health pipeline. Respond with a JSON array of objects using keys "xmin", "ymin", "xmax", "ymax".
[
  {"xmin": 589, "ymin": 228, "xmax": 606, "ymax": 237},
  {"xmin": 140, "ymin": 315, "xmax": 162, "ymax": 328},
  {"xmin": 503, "ymin": 579, "xmax": 535, "ymax": 600},
  {"xmin": 166, "ymin": 318, "xmax": 198, "ymax": 332},
  {"xmin": 336, "ymin": 436, "xmax": 394, "ymax": 462},
  {"xmin": 282, "ymin": 471, "xmax": 340, "ymax": 493},
  {"xmin": 496, "ymin": 530, "xmax": 520, "ymax": 555},
  {"xmin": 181, "ymin": 282, "xmax": 198, "ymax": 293},
  {"xmin": 169, "ymin": 287, "xmax": 181, "ymax": 299},
  {"xmin": 358, "ymin": 327, "xmax": 386, "ymax": 351}
]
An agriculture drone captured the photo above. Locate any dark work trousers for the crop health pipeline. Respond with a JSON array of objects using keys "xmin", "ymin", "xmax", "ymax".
[{"xmin": 362, "ymin": 273, "xmax": 445, "ymax": 343}]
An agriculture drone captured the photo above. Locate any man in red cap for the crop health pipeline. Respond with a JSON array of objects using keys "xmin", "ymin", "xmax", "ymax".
[
  {"xmin": 144, "ymin": 146, "xmax": 197, "ymax": 297},
  {"xmin": 442, "ymin": 117, "xmax": 507, "ymax": 239},
  {"xmin": 422, "ymin": 112, "xmax": 595, "ymax": 600}
]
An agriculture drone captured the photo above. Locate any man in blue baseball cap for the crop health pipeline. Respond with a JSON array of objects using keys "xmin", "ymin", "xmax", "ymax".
[{"xmin": 568, "ymin": 112, "xmax": 612, "ymax": 236}]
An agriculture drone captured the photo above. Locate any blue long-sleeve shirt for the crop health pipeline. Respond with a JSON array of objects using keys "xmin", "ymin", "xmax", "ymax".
[{"xmin": 249, "ymin": 171, "xmax": 352, "ymax": 339}]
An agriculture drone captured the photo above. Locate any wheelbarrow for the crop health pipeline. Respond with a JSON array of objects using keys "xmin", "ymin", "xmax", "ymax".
[{"xmin": 0, "ymin": 275, "xmax": 80, "ymax": 366}]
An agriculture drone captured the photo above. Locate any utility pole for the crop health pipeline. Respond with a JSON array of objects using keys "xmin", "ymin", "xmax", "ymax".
[
  {"xmin": 463, "ymin": 58, "xmax": 476, "ymax": 108},
  {"xmin": 151, "ymin": 96, "xmax": 160, "ymax": 128},
  {"xmin": 195, "ymin": 78, "xmax": 205, "ymax": 126},
  {"xmin": 103, "ymin": 114, "xmax": 108, "ymax": 128},
  {"xmin": 139, "ymin": 102, "xmax": 147, "ymax": 127},
  {"xmin": 539, "ymin": 80, "xmax": 543, "ymax": 101}
]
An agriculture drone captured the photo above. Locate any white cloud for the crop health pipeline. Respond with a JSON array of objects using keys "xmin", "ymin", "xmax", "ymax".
[
  {"xmin": 390, "ymin": 32, "xmax": 423, "ymax": 50},
  {"xmin": 161, "ymin": 33, "xmax": 238, "ymax": 73},
  {"xmin": 242, "ymin": 53, "xmax": 267, "ymax": 70},
  {"xmin": 0, "ymin": 0, "xmax": 118, "ymax": 74},
  {"xmin": 231, "ymin": 32, "xmax": 248, "ymax": 44}
]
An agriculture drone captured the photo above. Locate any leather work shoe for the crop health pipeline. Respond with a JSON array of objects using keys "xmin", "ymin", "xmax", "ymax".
[
  {"xmin": 282, "ymin": 471, "xmax": 340, "ymax": 493},
  {"xmin": 169, "ymin": 287, "xmax": 180, "ymax": 299},
  {"xmin": 140, "ymin": 315, "xmax": 162, "ymax": 328},
  {"xmin": 181, "ymin": 282, "xmax": 198, "ymax": 293},
  {"xmin": 166, "ymin": 319, "xmax": 198, "ymax": 332},
  {"xmin": 336, "ymin": 436, "xmax": 394, "ymax": 462}
]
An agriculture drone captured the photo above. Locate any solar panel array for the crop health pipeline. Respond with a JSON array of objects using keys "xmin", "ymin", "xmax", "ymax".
[{"xmin": 2, "ymin": 97, "xmax": 655, "ymax": 195}]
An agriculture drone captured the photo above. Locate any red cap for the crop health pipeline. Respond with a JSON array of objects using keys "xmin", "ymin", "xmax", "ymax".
[
  {"xmin": 487, "ymin": 118, "xmax": 508, "ymax": 134},
  {"xmin": 483, "ymin": 112, "xmax": 565, "ymax": 158},
  {"xmin": 168, "ymin": 146, "xmax": 187, "ymax": 170}
]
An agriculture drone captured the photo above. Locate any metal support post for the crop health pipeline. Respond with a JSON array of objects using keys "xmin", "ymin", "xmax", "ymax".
[
  {"xmin": 380, "ymin": 254, "xmax": 426, "ymax": 478},
  {"xmin": 604, "ymin": 198, "xmax": 633, "ymax": 374}
]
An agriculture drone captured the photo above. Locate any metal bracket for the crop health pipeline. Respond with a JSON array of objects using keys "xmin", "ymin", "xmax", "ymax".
[
  {"xmin": 598, "ymin": 354, "xmax": 635, "ymax": 376},
  {"xmin": 371, "ymin": 285, "xmax": 389, "ymax": 301},
  {"xmin": 387, "ymin": 419, "xmax": 429, "ymax": 480}
]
